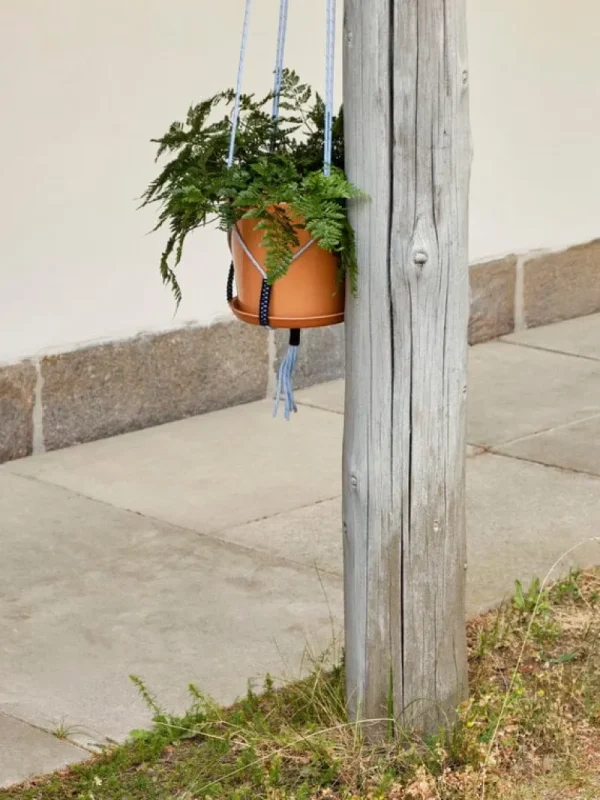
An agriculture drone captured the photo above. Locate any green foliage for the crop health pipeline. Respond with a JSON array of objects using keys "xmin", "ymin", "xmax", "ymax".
[
  {"xmin": 513, "ymin": 578, "xmax": 545, "ymax": 615},
  {"xmin": 141, "ymin": 69, "xmax": 363, "ymax": 305}
]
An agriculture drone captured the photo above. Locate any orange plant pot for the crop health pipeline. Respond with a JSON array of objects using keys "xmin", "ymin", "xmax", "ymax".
[{"xmin": 229, "ymin": 214, "xmax": 345, "ymax": 329}]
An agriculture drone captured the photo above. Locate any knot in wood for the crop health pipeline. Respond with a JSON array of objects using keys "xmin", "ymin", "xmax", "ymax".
[
  {"xmin": 350, "ymin": 475, "xmax": 359, "ymax": 489},
  {"xmin": 413, "ymin": 250, "xmax": 428, "ymax": 267},
  {"xmin": 462, "ymin": 70, "xmax": 469, "ymax": 87}
]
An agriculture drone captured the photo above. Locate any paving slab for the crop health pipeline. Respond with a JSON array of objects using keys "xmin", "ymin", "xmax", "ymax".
[
  {"xmin": 4, "ymin": 449, "xmax": 596, "ymax": 768},
  {"xmin": 5, "ymin": 401, "xmax": 343, "ymax": 534},
  {"xmin": 503, "ymin": 312, "xmax": 600, "ymax": 360},
  {"xmin": 217, "ymin": 498, "xmax": 343, "ymax": 575},
  {"xmin": 212, "ymin": 453, "xmax": 600, "ymax": 613},
  {"xmin": 497, "ymin": 414, "xmax": 600, "ymax": 477},
  {"xmin": 468, "ymin": 342, "xmax": 600, "ymax": 447},
  {"xmin": 297, "ymin": 345, "xmax": 600, "ymax": 450},
  {"xmin": 465, "ymin": 453, "xmax": 600, "ymax": 612},
  {"xmin": 0, "ymin": 471, "xmax": 342, "ymax": 745},
  {"xmin": 296, "ymin": 380, "xmax": 344, "ymax": 414},
  {"xmin": 0, "ymin": 713, "xmax": 87, "ymax": 789}
]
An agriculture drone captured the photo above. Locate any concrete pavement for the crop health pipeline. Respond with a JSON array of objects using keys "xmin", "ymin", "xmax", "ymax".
[{"xmin": 2, "ymin": 312, "xmax": 600, "ymax": 786}]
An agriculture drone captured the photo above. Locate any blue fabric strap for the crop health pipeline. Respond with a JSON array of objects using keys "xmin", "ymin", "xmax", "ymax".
[
  {"xmin": 323, "ymin": 0, "xmax": 336, "ymax": 176},
  {"xmin": 271, "ymin": 0, "xmax": 289, "ymax": 120},
  {"xmin": 262, "ymin": 0, "xmax": 288, "ymax": 328},
  {"xmin": 227, "ymin": 0, "xmax": 252, "ymax": 170},
  {"xmin": 226, "ymin": 0, "xmax": 339, "ymax": 420}
]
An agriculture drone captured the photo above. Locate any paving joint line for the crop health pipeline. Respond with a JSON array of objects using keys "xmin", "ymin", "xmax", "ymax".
[
  {"xmin": 296, "ymin": 400, "xmax": 344, "ymax": 415},
  {"xmin": 486, "ymin": 449, "xmax": 600, "ymax": 481},
  {"xmin": 0, "ymin": 710, "xmax": 93, "ymax": 755},
  {"xmin": 499, "ymin": 338, "xmax": 600, "ymax": 363},
  {"xmin": 475, "ymin": 411, "xmax": 600, "ymax": 452}
]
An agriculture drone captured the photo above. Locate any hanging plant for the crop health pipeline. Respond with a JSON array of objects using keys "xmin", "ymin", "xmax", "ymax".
[{"xmin": 141, "ymin": 70, "xmax": 362, "ymax": 306}]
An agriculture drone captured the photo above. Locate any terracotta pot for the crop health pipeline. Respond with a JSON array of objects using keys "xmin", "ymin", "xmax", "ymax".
[{"xmin": 229, "ymin": 213, "xmax": 345, "ymax": 329}]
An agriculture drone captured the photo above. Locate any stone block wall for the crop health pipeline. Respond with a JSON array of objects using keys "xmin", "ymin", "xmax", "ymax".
[{"xmin": 1, "ymin": 239, "xmax": 599, "ymax": 464}]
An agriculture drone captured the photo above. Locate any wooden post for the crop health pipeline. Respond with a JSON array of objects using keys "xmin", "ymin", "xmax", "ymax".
[{"xmin": 342, "ymin": 0, "xmax": 472, "ymax": 732}]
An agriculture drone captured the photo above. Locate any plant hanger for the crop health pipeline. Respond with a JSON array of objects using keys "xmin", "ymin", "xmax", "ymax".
[{"xmin": 225, "ymin": 0, "xmax": 338, "ymax": 420}]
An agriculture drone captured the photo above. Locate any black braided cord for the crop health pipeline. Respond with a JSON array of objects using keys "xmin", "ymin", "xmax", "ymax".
[{"xmin": 226, "ymin": 262, "xmax": 235, "ymax": 304}]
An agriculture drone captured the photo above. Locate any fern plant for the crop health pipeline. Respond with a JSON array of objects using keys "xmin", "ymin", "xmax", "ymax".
[{"xmin": 142, "ymin": 70, "xmax": 362, "ymax": 305}]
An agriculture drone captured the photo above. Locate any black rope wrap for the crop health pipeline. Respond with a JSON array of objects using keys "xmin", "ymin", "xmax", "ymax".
[
  {"xmin": 226, "ymin": 261, "xmax": 272, "ymax": 329},
  {"xmin": 226, "ymin": 262, "xmax": 235, "ymax": 304},
  {"xmin": 226, "ymin": 236, "xmax": 298, "ymax": 343},
  {"xmin": 227, "ymin": 264, "xmax": 301, "ymax": 345},
  {"xmin": 258, "ymin": 279, "xmax": 272, "ymax": 327}
]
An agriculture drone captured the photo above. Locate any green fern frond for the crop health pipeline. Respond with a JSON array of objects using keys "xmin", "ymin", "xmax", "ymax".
[
  {"xmin": 141, "ymin": 70, "xmax": 365, "ymax": 304},
  {"xmin": 160, "ymin": 235, "xmax": 183, "ymax": 308}
]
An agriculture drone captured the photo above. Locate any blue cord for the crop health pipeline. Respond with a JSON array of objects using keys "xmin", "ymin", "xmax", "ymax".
[{"xmin": 273, "ymin": 344, "xmax": 299, "ymax": 420}]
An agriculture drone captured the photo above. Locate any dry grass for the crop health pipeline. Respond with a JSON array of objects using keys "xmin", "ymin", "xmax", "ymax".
[{"xmin": 2, "ymin": 569, "xmax": 600, "ymax": 800}]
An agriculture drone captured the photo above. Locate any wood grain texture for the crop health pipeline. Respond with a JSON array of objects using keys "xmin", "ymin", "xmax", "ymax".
[{"xmin": 342, "ymin": 0, "xmax": 471, "ymax": 733}]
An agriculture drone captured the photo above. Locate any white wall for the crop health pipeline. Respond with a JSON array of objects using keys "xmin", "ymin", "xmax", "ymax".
[
  {"xmin": 1, "ymin": 0, "xmax": 599, "ymax": 365},
  {"xmin": 468, "ymin": 0, "xmax": 600, "ymax": 260}
]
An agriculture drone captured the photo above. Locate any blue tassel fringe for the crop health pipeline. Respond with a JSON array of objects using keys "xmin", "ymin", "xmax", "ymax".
[{"xmin": 273, "ymin": 344, "xmax": 299, "ymax": 420}]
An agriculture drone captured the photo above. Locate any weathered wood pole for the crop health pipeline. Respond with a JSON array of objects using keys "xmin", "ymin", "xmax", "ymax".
[{"xmin": 342, "ymin": 0, "xmax": 472, "ymax": 732}]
